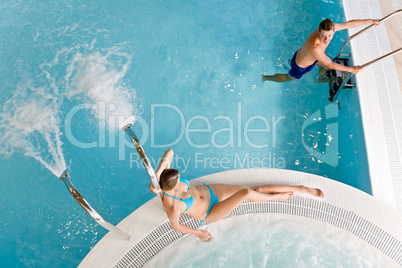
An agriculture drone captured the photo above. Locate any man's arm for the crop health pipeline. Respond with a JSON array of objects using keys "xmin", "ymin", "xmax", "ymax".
[
  {"xmin": 335, "ymin": 19, "xmax": 380, "ymax": 31},
  {"xmin": 311, "ymin": 45, "xmax": 361, "ymax": 74}
]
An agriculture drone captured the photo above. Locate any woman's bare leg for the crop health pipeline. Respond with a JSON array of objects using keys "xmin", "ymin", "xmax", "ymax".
[
  {"xmin": 253, "ymin": 185, "xmax": 324, "ymax": 198},
  {"xmin": 210, "ymin": 184, "xmax": 323, "ymax": 199},
  {"xmin": 202, "ymin": 184, "xmax": 323, "ymax": 223},
  {"xmin": 204, "ymin": 186, "xmax": 293, "ymax": 223}
]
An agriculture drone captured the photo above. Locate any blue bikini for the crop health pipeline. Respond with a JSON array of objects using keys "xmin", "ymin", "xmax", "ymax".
[
  {"xmin": 163, "ymin": 178, "xmax": 219, "ymax": 224},
  {"xmin": 200, "ymin": 182, "xmax": 219, "ymax": 225},
  {"xmin": 163, "ymin": 177, "xmax": 194, "ymax": 212}
]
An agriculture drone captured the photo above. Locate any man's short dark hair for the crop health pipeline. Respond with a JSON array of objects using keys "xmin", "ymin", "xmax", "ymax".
[{"xmin": 319, "ymin": 18, "xmax": 335, "ymax": 32}]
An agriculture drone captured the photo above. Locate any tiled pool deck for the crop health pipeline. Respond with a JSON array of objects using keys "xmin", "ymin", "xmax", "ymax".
[
  {"xmin": 378, "ymin": 0, "xmax": 401, "ymax": 92},
  {"xmin": 343, "ymin": 0, "xmax": 402, "ymax": 213}
]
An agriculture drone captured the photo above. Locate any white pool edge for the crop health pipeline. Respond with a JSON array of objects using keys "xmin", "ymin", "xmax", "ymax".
[
  {"xmin": 79, "ymin": 169, "xmax": 402, "ymax": 267},
  {"xmin": 342, "ymin": 0, "xmax": 402, "ymax": 212}
]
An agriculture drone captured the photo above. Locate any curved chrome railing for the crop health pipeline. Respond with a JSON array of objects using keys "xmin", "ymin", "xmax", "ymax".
[
  {"xmin": 122, "ymin": 124, "xmax": 160, "ymax": 192},
  {"xmin": 332, "ymin": 47, "xmax": 402, "ymax": 103},
  {"xmin": 334, "ymin": 9, "xmax": 402, "ymax": 60},
  {"xmin": 59, "ymin": 170, "xmax": 130, "ymax": 240},
  {"xmin": 331, "ymin": 9, "xmax": 402, "ymax": 103}
]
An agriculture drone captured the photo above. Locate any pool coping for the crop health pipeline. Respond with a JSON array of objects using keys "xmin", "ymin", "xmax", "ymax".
[
  {"xmin": 342, "ymin": 0, "xmax": 402, "ymax": 213},
  {"xmin": 78, "ymin": 169, "xmax": 402, "ymax": 267}
]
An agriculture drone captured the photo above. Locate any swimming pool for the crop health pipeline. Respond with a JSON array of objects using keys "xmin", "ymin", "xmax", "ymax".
[{"xmin": 0, "ymin": 0, "xmax": 371, "ymax": 266}]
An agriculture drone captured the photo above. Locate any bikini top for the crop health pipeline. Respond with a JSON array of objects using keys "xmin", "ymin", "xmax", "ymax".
[{"xmin": 163, "ymin": 177, "xmax": 194, "ymax": 212}]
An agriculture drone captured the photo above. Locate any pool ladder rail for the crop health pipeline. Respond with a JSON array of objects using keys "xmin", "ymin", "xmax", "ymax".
[
  {"xmin": 122, "ymin": 123, "xmax": 162, "ymax": 197},
  {"xmin": 59, "ymin": 169, "xmax": 130, "ymax": 240},
  {"xmin": 329, "ymin": 9, "xmax": 402, "ymax": 104}
]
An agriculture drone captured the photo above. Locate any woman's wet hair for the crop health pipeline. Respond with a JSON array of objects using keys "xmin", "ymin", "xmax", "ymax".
[
  {"xmin": 159, "ymin": 169, "xmax": 180, "ymax": 191},
  {"xmin": 319, "ymin": 18, "xmax": 335, "ymax": 32}
]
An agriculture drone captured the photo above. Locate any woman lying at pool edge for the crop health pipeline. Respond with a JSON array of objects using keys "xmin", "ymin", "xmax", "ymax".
[{"xmin": 149, "ymin": 149, "xmax": 324, "ymax": 242}]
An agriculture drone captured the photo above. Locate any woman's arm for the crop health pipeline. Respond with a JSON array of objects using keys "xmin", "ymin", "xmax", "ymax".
[
  {"xmin": 166, "ymin": 207, "xmax": 212, "ymax": 242},
  {"xmin": 155, "ymin": 149, "xmax": 174, "ymax": 179},
  {"xmin": 149, "ymin": 149, "xmax": 174, "ymax": 193}
]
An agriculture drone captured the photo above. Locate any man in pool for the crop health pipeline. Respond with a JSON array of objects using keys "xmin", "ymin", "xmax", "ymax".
[
  {"xmin": 261, "ymin": 18, "xmax": 380, "ymax": 82},
  {"xmin": 149, "ymin": 149, "xmax": 324, "ymax": 242}
]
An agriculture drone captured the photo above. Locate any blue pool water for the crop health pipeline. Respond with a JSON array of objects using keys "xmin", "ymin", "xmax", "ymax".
[{"xmin": 0, "ymin": 0, "xmax": 370, "ymax": 266}]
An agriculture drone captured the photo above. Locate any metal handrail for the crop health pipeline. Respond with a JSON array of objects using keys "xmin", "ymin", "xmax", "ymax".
[
  {"xmin": 59, "ymin": 170, "xmax": 130, "ymax": 240},
  {"xmin": 360, "ymin": 47, "xmax": 402, "ymax": 68},
  {"xmin": 122, "ymin": 124, "xmax": 160, "ymax": 192},
  {"xmin": 334, "ymin": 9, "xmax": 402, "ymax": 60},
  {"xmin": 332, "ymin": 47, "xmax": 402, "ymax": 102}
]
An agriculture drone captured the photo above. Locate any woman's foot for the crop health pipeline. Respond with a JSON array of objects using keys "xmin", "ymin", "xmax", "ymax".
[{"xmin": 301, "ymin": 186, "xmax": 324, "ymax": 198}]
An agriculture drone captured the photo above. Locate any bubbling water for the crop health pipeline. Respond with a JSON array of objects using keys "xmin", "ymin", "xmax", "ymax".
[
  {"xmin": 0, "ymin": 44, "xmax": 137, "ymax": 177},
  {"xmin": 145, "ymin": 214, "xmax": 379, "ymax": 268},
  {"xmin": 64, "ymin": 50, "xmax": 136, "ymax": 130},
  {"xmin": 0, "ymin": 82, "xmax": 66, "ymax": 177}
]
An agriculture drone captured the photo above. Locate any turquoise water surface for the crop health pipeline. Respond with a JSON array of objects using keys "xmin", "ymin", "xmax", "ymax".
[{"xmin": 0, "ymin": 0, "xmax": 370, "ymax": 266}]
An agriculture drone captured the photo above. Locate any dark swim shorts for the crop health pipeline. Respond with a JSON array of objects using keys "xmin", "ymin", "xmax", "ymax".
[{"xmin": 289, "ymin": 51, "xmax": 318, "ymax": 79}]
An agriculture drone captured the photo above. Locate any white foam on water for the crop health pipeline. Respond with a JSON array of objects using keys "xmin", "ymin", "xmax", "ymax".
[
  {"xmin": 145, "ymin": 214, "xmax": 382, "ymax": 268},
  {"xmin": 1, "ymin": 44, "xmax": 137, "ymax": 176},
  {"xmin": 0, "ymin": 81, "xmax": 66, "ymax": 177},
  {"xmin": 63, "ymin": 49, "xmax": 136, "ymax": 129}
]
